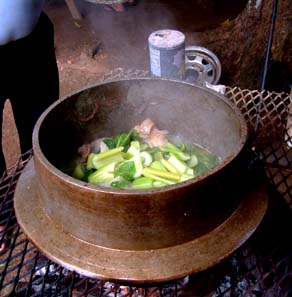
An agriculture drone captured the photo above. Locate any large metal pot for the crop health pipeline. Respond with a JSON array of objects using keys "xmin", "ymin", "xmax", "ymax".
[{"xmin": 33, "ymin": 78, "xmax": 248, "ymax": 251}]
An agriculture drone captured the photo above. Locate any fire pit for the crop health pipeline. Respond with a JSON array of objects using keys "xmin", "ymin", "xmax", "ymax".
[{"xmin": 14, "ymin": 78, "xmax": 268, "ymax": 283}]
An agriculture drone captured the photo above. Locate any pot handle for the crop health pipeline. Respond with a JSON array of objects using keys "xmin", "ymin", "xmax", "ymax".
[{"xmin": 204, "ymin": 81, "xmax": 226, "ymax": 95}]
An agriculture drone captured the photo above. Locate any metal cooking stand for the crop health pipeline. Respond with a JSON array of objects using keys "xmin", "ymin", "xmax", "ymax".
[
  {"xmin": 1, "ymin": 78, "xmax": 292, "ymax": 296},
  {"xmin": 3, "ymin": 0, "xmax": 292, "ymax": 294}
]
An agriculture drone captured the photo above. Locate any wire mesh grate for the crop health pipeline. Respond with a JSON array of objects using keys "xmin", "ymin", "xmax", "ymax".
[{"xmin": 1, "ymin": 81, "xmax": 292, "ymax": 296}]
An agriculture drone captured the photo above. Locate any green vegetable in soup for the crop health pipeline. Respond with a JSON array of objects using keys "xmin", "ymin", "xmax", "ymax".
[
  {"xmin": 114, "ymin": 161, "xmax": 136, "ymax": 181},
  {"xmin": 70, "ymin": 129, "xmax": 220, "ymax": 189},
  {"xmin": 111, "ymin": 176, "xmax": 129, "ymax": 189},
  {"xmin": 103, "ymin": 129, "xmax": 139, "ymax": 151},
  {"xmin": 132, "ymin": 177, "xmax": 153, "ymax": 189}
]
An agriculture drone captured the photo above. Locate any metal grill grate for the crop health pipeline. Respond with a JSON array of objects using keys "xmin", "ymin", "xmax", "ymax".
[
  {"xmin": 225, "ymin": 86, "xmax": 292, "ymax": 210},
  {"xmin": 225, "ymin": 88, "xmax": 290, "ymax": 134},
  {"xmin": 1, "ymin": 83, "xmax": 292, "ymax": 296}
]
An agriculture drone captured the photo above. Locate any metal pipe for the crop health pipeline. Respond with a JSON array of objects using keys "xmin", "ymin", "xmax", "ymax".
[
  {"xmin": 255, "ymin": 0, "xmax": 278, "ymax": 132},
  {"xmin": 260, "ymin": 0, "xmax": 278, "ymax": 91}
]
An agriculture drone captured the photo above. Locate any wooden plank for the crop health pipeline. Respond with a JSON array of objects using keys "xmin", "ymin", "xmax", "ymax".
[{"xmin": 65, "ymin": 0, "xmax": 82, "ymax": 20}]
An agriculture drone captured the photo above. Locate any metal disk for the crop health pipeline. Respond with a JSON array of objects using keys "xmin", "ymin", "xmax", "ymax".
[{"xmin": 185, "ymin": 46, "xmax": 222, "ymax": 85}]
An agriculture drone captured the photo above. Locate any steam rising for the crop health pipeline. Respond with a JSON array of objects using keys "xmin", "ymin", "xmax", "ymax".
[{"xmin": 78, "ymin": 1, "xmax": 178, "ymax": 70}]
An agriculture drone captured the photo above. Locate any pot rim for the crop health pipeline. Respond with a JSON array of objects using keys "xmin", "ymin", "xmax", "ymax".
[{"xmin": 32, "ymin": 77, "xmax": 248, "ymax": 196}]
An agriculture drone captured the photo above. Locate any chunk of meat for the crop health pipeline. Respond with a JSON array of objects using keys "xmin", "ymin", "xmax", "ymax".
[
  {"xmin": 148, "ymin": 127, "xmax": 168, "ymax": 147},
  {"xmin": 77, "ymin": 138, "xmax": 104, "ymax": 161},
  {"xmin": 135, "ymin": 118, "xmax": 168, "ymax": 147},
  {"xmin": 135, "ymin": 118, "xmax": 155, "ymax": 135},
  {"xmin": 77, "ymin": 144, "xmax": 91, "ymax": 162}
]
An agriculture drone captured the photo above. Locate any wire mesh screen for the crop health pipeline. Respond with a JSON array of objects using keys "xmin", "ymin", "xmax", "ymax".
[
  {"xmin": 1, "ymin": 81, "xmax": 292, "ymax": 296},
  {"xmin": 225, "ymin": 87, "xmax": 292, "ymax": 210}
]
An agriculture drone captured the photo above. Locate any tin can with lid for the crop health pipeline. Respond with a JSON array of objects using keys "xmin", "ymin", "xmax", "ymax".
[{"xmin": 148, "ymin": 29, "xmax": 185, "ymax": 80}]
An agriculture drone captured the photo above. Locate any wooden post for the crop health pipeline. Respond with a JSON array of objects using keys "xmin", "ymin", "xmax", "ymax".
[{"xmin": 65, "ymin": 0, "xmax": 82, "ymax": 20}]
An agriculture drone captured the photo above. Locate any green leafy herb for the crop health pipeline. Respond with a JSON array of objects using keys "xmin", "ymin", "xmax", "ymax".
[
  {"xmin": 116, "ymin": 133, "xmax": 131, "ymax": 148},
  {"xmin": 114, "ymin": 161, "xmax": 136, "ymax": 181},
  {"xmin": 103, "ymin": 138, "xmax": 117, "ymax": 149},
  {"xmin": 103, "ymin": 129, "xmax": 137, "ymax": 152}
]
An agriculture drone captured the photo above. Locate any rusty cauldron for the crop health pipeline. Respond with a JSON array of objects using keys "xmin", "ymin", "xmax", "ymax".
[{"xmin": 32, "ymin": 78, "xmax": 248, "ymax": 252}]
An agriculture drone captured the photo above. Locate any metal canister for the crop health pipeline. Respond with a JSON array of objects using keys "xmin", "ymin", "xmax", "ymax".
[{"xmin": 148, "ymin": 29, "xmax": 185, "ymax": 80}]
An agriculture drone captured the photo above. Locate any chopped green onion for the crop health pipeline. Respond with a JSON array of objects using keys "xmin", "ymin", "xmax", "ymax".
[
  {"xmin": 167, "ymin": 153, "xmax": 188, "ymax": 174},
  {"xmin": 132, "ymin": 177, "xmax": 154, "ymax": 189},
  {"xmin": 162, "ymin": 142, "xmax": 191, "ymax": 161},
  {"xmin": 142, "ymin": 171, "xmax": 175, "ymax": 185},
  {"xmin": 143, "ymin": 167, "xmax": 180, "ymax": 181},
  {"xmin": 160, "ymin": 159, "xmax": 179, "ymax": 174},
  {"xmin": 153, "ymin": 180, "xmax": 169, "ymax": 188},
  {"xmin": 86, "ymin": 153, "xmax": 95, "ymax": 170},
  {"xmin": 93, "ymin": 146, "xmax": 124, "ymax": 162},
  {"xmin": 179, "ymin": 173, "xmax": 194, "ymax": 182},
  {"xmin": 92, "ymin": 153, "xmax": 123, "ymax": 170},
  {"xmin": 150, "ymin": 161, "xmax": 167, "ymax": 171},
  {"xmin": 88, "ymin": 163, "xmax": 116, "ymax": 184},
  {"xmin": 140, "ymin": 151, "xmax": 153, "ymax": 167}
]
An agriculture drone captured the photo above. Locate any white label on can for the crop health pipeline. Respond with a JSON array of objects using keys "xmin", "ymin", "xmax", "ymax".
[{"xmin": 149, "ymin": 46, "xmax": 161, "ymax": 77}]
